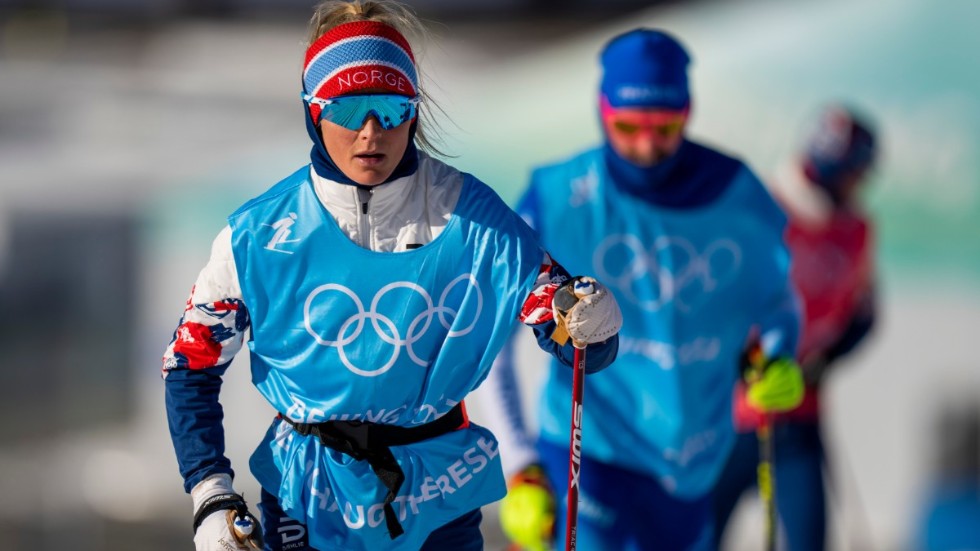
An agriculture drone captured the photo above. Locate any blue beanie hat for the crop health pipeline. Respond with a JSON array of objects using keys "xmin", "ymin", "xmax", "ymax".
[
  {"xmin": 600, "ymin": 28, "xmax": 691, "ymax": 109},
  {"xmin": 802, "ymin": 105, "xmax": 877, "ymax": 195}
]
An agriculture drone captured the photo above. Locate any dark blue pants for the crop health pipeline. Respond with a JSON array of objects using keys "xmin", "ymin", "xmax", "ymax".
[
  {"xmin": 538, "ymin": 439, "xmax": 715, "ymax": 551},
  {"xmin": 257, "ymin": 488, "xmax": 484, "ymax": 551},
  {"xmin": 713, "ymin": 421, "xmax": 826, "ymax": 551}
]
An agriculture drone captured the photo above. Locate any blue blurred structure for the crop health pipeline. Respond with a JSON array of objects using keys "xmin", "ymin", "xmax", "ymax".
[{"xmin": 915, "ymin": 402, "xmax": 980, "ymax": 551}]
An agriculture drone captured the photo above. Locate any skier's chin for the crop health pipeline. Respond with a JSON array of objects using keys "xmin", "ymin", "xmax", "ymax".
[{"xmin": 629, "ymin": 152, "xmax": 668, "ymax": 168}]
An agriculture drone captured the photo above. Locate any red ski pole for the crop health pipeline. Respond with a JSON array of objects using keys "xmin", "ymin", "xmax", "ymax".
[
  {"xmin": 551, "ymin": 277, "xmax": 597, "ymax": 551},
  {"xmin": 565, "ymin": 342, "xmax": 586, "ymax": 551}
]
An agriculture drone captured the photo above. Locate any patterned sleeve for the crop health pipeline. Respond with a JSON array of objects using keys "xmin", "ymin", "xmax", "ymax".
[
  {"xmin": 517, "ymin": 252, "xmax": 564, "ymax": 326},
  {"xmin": 162, "ymin": 227, "xmax": 249, "ymax": 376},
  {"xmin": 163, "ymin": 226, "xmax": 250, "ymax": 492}
]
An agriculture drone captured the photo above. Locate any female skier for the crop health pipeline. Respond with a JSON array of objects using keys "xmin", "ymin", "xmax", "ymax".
[{"xmin": 161, "ymin": 2, "xmax": 622, "ymax": 550}]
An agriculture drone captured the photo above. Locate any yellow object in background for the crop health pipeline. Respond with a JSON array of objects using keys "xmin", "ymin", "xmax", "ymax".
[{"xmin": 500, "ymin": 465, "xmax": 556, "ymax": 551}]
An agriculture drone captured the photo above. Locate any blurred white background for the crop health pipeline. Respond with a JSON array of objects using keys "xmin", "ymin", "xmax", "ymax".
[{"xmin": 0, "ymin": 0, "xmax": 976, "ymax": 549}]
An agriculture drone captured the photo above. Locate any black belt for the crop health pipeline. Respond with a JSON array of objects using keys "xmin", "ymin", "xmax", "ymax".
[{"xmin": 279, "ymin": 403, "xmax": 467, "ymax": 539}]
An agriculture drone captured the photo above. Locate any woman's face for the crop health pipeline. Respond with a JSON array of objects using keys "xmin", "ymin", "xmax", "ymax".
[{"xmin": 320, "ymin": 107, "xmax": 412, "ymax": 186}]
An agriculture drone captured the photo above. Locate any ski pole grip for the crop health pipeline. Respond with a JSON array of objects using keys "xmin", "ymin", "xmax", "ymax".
[{"xmin": 552, "ymin": 277, "xmax": 594, "ymax": 349}]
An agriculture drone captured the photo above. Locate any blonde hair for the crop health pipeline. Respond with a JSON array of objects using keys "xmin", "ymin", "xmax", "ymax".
[{"xmin": 307, "ymin": 0, "xmax": 450, "ymax": 157}]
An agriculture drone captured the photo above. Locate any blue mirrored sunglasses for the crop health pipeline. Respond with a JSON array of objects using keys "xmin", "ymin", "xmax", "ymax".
[{"xmin": 302, "ymin": 93, "xmax": 421, "ymax": 131}]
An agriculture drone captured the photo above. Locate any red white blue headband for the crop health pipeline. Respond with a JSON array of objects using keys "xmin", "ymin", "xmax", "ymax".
[{"xmin": 303, "ymin": 21, "xmax": 418, "ymax": 121}]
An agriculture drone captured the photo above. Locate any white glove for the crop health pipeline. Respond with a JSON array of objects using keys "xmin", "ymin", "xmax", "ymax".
[
  {"xmin": 191, "ymin": 474, "xmax": 263, "ymax": 551},
  {"xmin": 553, "ymin": 276, "xmax": 622, "ymax": 346}
]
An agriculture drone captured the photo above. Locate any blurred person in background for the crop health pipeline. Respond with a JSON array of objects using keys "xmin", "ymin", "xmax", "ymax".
[
  {"xmin": 485, "ymin": 28, "xmax": 804, "ymax": 551},
  {"xmin": 160, "ymin": 1, "xmax": 622, "ymax": 550},
  {"xmin": 713, "ymin": 104, "xmax": 880, "ymax": 551}
]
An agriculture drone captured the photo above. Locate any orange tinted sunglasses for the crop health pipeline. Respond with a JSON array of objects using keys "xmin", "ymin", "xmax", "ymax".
[
  {"xmin": 600, "ymin": 95, "xmax": 688, "ymax": 139},
  {"xmin": 609, "ymin": 118, "xmax": 685, "ymax": 138}
]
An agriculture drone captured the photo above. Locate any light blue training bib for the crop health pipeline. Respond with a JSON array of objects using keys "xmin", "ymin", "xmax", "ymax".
[
  {"xmin": 229, "ymin": 166, "xmax": 544, "ymax": 550},
  {"xmin": 527, "ymin": 148, "xmax": 799, "ymax": 498}
]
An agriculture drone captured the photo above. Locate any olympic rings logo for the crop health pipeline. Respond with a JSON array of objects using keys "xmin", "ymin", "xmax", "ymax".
[
  {"xmin": 592, "ymin": 234, "xmax": 742, "ymax": 313},
  {"xmin": 303, "ymin": 274, "xmax": 483, "ymax": 377}
]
